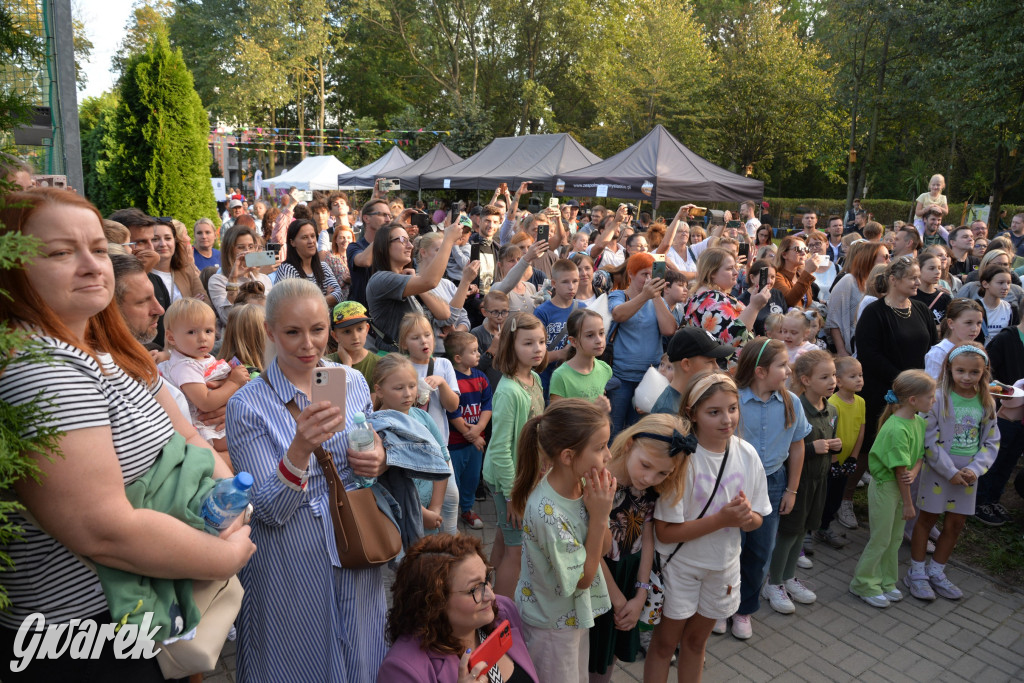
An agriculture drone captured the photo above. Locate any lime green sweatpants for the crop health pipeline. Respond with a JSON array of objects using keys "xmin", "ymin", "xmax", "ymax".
[{"xmin": 850, "ymin": 478, "xmax": 904, "ymax": 597}]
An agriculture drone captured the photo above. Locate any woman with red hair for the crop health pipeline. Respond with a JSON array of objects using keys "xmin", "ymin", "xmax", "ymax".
[
  {"xmin": 378, "ymin": 534, "xmax": 538, "ymax": 682},
  {"xmin": 0, "ymin": 188, "xmax": 254, "ymax": 678},
  {"xmin": 606, "ymin": 252, "xmax": 679, "ymax": 433}
]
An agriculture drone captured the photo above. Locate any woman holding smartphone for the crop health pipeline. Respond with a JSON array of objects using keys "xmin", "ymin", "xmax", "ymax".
[
  {"xmin": 207, "ymin": 224, "xmax": 275, "ymax": 324},
  {"xmin": 227, "ymin": 279, "xmax": 390, "ymax": 682},
  {"xmin": 378, "ymin": 534, "xmax": 539, "ymax": 682}
]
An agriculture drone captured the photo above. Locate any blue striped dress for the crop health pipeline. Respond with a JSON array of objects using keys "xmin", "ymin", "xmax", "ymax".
[{"xmin": 226, "ymin": 359, "xmax": 387, "ymax": 682}]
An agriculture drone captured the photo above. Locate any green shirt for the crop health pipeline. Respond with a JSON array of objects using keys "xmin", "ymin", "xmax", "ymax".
[
  {"xmin": 949, "ymin": 392, "xmax": 984, "ymax": 456},
  {"xmin": 324, "ymin": 351, "xmax": 380, "ymax": 387},
  {"xmin": 549, "ymin": 359, "xmax": 613, "ymax": 402},
  {"xmin": 868, "ymin": 414, "xmax": 925, "ymax": 482},
  {"xmin": 515, "ymin": 474, "xmax": 611, "ymax": 629}
]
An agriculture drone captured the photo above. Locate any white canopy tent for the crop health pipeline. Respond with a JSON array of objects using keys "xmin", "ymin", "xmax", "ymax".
[{"xmin": 263, "ymin": 155, "xmax": 353, "ymax": 191}]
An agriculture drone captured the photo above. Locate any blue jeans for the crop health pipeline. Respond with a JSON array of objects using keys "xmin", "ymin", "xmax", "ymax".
[
  {"xmin": 978, "ymin": 418, "xmax": 1024, "ymax": 506},
  {"xmin": 608, "ymin": 377, "xmax": 641, "ymax": 436},
  {"xmin": 450, "ymin": 443, "xmax": 483, "ymax": 514},
  {"xmin": 737, "ymin": 467, "xmax": 787, "ymax": 615}
]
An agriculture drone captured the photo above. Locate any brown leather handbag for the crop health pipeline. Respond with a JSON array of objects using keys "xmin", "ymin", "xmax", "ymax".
[{"xmin": 285, "ymin": 401, "xmax": 401, "ymax": 568}]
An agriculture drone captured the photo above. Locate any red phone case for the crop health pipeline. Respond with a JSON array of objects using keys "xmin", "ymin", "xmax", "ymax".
[{"xmin": 468, "ymin": 619, "xmax": 512, "ymax": 672}]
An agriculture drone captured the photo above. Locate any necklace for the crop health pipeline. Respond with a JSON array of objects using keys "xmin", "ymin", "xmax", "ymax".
[{"xmin": 885, "ymin": 298, "xmax": 912, "ymax": 318}]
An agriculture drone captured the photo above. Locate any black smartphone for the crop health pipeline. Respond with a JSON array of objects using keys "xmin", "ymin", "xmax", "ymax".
[
  {"xmin": 757, "ymin": 266, "xmax": 769, "ymax": 289},
  {"xmin": 410, "ymin": 212, "xmax": 431, "ymax": 232},
  {"xmin": 267, "ymin": 242, "xmax": 282, "ymax": 254},
  {"xmin": 738, "ymin": 242, "xmax": 750, "ymax": 259},
  {"xmin": 651, "ymin": 257, "xmax": 666, "ymax": 280},
  {"xmin": 525, "ymin": 182, "xmax": 542, "ymax": 192},
  {"xmin": 470, "ymin": 243, "xmax": 481, "ymax": 262},
  {"xmin": 536, "ymin": 224, "xmax": 550, "ymax": 243},
  {"xmin": 726, "ymin": 220, "xmax": 743, "ymax": 230}
]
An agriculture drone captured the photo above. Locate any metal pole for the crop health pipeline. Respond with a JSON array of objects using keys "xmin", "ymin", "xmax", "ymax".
[{"xmin": 51, "ymin": 0, "xmax": 83, "ymax": 190}]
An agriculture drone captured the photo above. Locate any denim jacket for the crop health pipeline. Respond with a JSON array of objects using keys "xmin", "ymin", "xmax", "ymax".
[{"xmin": 368, "ymin": 409, "xmax": 451, "ymax": 554}]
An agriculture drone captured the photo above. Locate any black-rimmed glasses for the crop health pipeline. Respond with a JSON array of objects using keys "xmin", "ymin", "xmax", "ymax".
[{"xmin": 456, "ymin": 569, "xmax": 496, "ymax": 604}]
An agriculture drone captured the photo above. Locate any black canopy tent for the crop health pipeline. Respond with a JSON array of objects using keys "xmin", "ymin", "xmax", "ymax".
[
  {"xmin": 419, "ymin": 133, "xmax": 601, "ymax": 191},
  {"xmin": 388, "ymin": 143, "xmax": 463, "ymax": 191},
  {"xmin": 335, "ymin": 145, "xmax": 415, "ymax": 190},
  {"xmin": 554, "ymin": 125, "xmax": 764, "ymax": 205}
]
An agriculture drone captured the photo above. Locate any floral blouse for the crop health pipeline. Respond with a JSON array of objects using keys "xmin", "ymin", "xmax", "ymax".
[
  {"xmin": 683, "ymin": 288, "xmax": 752, "ymax": 350},
  {"xmin": 606, "ymin": 484, "xmax": 658, "ymax": 562}
]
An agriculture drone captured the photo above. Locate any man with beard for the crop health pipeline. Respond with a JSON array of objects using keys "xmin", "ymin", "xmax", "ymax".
[{"xmin": 111, "ymin": 253, "xmax": 225, "ymax": 428}]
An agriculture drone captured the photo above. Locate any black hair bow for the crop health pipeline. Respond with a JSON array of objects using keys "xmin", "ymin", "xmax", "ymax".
[{"xmin": 637, "ymin": 429, "xmax": 698, "ymax": 457}]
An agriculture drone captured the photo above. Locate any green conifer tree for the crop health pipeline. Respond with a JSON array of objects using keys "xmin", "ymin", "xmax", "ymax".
[{"xmin": 108, "ymin": 27, "xmax": 218, "ymax": 226}]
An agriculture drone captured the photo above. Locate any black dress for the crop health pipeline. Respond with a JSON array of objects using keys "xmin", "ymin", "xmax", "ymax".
[{"xmin": 854, "ymin": 298, "xmax": 938, "ymax": 447}]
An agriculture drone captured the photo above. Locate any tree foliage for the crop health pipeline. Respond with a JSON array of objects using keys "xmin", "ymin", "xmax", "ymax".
[
  {"xmin": 106, "ymin": 27, "xmax": 218, "ymax": 225},
  {"xmin": 0, "ymin": 3, "xmax": 65, "ymax": 611},
  {"xmin": 71, "ymin": 0, "xmax": 1024, "ymax": 210}
]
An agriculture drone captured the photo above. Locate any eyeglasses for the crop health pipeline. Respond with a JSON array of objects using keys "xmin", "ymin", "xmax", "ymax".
[
  {"xmin": 789, "ymin": 246, "xmax": 809, "ymax": 254},
  {"xmin": 390, "ymin": 235, "xmax": 410, "ymax": 245},
  {"xmin": 367, "ymin": 212, "xmax": 393, "ymax": 218},
  {"xmin": 881, "ymin": 251, "xmax": 891, "ymax": 261},
  {"xmin": 485, "ymin": 309, "xmax": 509, "ymax": 317},
  {"xmin": 455, "ymin": 568, "xmax": 496, "ymax": 604}
]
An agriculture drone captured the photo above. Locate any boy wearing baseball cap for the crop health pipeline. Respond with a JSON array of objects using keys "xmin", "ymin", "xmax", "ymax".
[
  {"xmin": 651, "ymin": 327, "xmax": 735, "ymax": 414},
  {"xmin": 328, "ymin": 301, "xmax": 379, "ymax": 384}
]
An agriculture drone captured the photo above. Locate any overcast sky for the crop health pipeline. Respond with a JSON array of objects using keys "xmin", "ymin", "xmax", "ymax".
[{"xmin": 77, "ymin": 0, "xmax": 135, "ymax": 100}]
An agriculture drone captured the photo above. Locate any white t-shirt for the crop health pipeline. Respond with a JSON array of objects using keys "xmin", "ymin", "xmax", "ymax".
[
  {"xmin": 413, "ymin": 357, "xmax": 460, "ymax": 443},
  {"xmin": 667, "ymin": 246, "xmax": 697, "ymax": 274},
  {"xmin": 983, "ymin": 300, "xmax": 1012, "ymax": 345},
  {"xmin": 601, "ymin": 245, "xmax": 625, "ymax": 268},
  {"xmin": 745, "ymin": 217, "xmax": 761, "ymax": 240},
  {"xmin": 654, "ymin": 436, "xmax": 771, "ymax": 570},
  {"xmin": 924, "ymin": 339, "xmax": 955, "ymax": 379},
  {"xmin": 153, "ymin": 269, "xmax": 182, "ymax": 302}
]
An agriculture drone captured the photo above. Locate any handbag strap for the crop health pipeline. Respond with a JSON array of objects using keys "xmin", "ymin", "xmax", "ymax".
[
  {"xmin": 283, "ymin": 399, "xmax": 347, "ymax": 493},
  {"xmin": 927, "ymin": 291, "xmax": 943, "ymax": 310},
  {"xmin": 663, "ymin": 443, "xmax": 730, "ymax": 567}
]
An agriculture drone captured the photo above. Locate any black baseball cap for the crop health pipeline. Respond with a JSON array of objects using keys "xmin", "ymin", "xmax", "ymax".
[{"xmin": 667, "ymin": 327, "xmax": 735, "ymax": 362}]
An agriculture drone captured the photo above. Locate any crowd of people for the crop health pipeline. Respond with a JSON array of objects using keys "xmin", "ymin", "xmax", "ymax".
[{"xmin": 2, "ymin": 163, "xmax": 1023, "ymax": 682}]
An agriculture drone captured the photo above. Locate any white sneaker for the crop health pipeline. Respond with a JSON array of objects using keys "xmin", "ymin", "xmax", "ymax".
[
  {"xmin": 884, "ymin": 588, "xmax": 904, "ymax": 602},
  {"xmin": 731, "ymin": 613, "xmax": 752, "ymax": 639},
  {"xmin": 784, "ymin": 578, "xmax": 817, "ymax": 604},
  {"xmin": 837, "ymin": 500, "xmax": 859, "ymax": 529},
  {"xmin": 712, "ymin": 619, "xmax": 727, "ymax": 634},
  {"xmin": 761, "ymin": 582, "xmax": 795, "ymax": 614},
  {"xmin": 797, "ymin": 553, "xmax": 813, "ymax": 569}
]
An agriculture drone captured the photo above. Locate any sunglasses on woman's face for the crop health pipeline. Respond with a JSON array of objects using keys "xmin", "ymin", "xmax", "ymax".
[{"xmin": 789, "ymin": 246, "xmax": 809, "ymax": 254}]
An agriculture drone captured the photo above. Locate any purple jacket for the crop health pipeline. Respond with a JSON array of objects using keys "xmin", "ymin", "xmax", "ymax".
[{"xmin": 376, "ymin": 595, "xmax": 538, "ymax": 683}]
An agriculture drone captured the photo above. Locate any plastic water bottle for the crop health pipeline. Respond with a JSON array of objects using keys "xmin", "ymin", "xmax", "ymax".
[
  {"xmin": 202, "ymin": 472, "xmax": 254, "ymax": 534},
  {"xmin": 348, "ymin": 412, "xmax": 377, "ymax": 488}
]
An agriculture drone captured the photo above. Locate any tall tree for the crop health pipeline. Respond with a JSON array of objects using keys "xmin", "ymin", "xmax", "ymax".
[
  {"xmin": 576, "ymin": 0, "xmax": 715, "ymax": 157},
  {"xmin": 79, "ymin": 91, "xmax": 120, "ymax": 215},
  {"xmin": 919, "ymin": 0, "xmax": 1024, "ymax": 232},
  {"xmin": 106, "ymin": 28, "xmax": 218, "ymax": 225},
  {"xmin": 704, "ymin": 2, "xmax": 841, "ymax": 184}
]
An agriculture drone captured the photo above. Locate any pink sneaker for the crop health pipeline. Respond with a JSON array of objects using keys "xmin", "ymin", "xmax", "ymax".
[{"xmin": 731, "ymin": 614, "xmax": 752, "ymax": 640}]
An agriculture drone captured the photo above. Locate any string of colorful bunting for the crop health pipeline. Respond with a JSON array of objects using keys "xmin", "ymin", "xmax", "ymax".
[{"xmin": 211, "ymin": 127, "xmax": 451, "ymax": 135}]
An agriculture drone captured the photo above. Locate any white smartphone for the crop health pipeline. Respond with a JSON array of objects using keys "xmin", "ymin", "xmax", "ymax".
[
  {"xmin": 311, "ymin": 367, "xmax": 348, "ymax": 430},
  {"xmin": 548, "ymin": 197, "xmax": 559, "ymax": 209},
  {"xmin": 244, "ymin": 251, "xmax": 277, "ymax": 267}
]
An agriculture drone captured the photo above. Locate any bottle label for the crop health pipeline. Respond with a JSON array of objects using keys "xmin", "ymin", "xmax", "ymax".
[{"xmin": 202, "ymin": 500, "xmax": 233, "ymax": 530}]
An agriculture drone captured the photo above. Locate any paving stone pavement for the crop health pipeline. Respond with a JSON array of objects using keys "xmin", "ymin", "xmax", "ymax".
[{"xmin": 203, "ymin": 495, "xmax": 1024, "ymax": 682}]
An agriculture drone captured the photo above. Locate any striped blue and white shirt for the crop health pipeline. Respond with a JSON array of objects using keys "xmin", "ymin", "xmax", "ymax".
[{"xmin": 226, "ymin": 358, "xmax": 387, "ymax": 682}]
